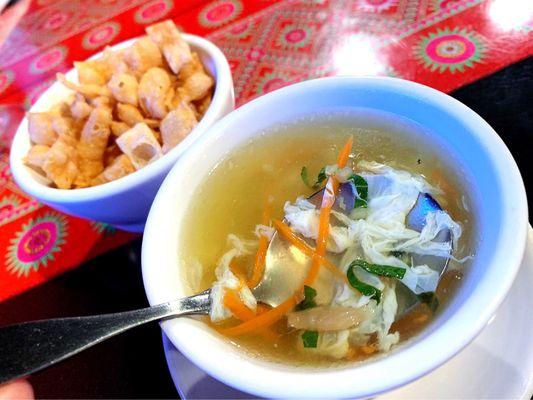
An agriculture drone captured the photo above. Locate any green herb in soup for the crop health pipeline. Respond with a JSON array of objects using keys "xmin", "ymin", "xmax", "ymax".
[{"xmin": 180, "ymin": 116, "xmax": 473, "ymax": 366}]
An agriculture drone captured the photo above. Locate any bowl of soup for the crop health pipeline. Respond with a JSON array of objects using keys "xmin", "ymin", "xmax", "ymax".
[{"xmin": 141, "ymin": 77, "xmax": 527, "ymax": 398}]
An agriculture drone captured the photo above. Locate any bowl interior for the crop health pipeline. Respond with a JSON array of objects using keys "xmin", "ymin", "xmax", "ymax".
[{"xmin": 142, "ymin": 77, "xmax": 527, "ymax": 398}]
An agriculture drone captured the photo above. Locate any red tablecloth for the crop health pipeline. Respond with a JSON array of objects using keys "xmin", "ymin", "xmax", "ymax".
[{"xmin": 0, "ymin": 0, "xmax": 532, "ymax": 302}]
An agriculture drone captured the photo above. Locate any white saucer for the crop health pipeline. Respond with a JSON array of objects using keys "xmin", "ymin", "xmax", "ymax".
[{"xmin": 162, "ymin": 229, "xmax": 533, "ymax": 399}]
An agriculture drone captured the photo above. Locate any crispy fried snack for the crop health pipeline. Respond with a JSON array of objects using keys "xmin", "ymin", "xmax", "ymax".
[
  {"xmin": 75, "ymin": 107, "xmax": 112, "ymax": 187},
  {"xmin": 25, "ymin": 144, "xmax": 50, "ymax": 169},
  {"xmin": 146, "ymin": 20, "xmax": 192, "ymax": 74},
  {"xmin": 27, "ymin": 112, "xmax": 57, "ymax": 146},
  {"xmin": 160, "ymin": 101, "xmax": 197, "ymax": 153},
  {"xmin": 25, "ymin": 20, "xmax": 213, "ymax": 189},
  {"xmin": 42, "ymin": 132, "xmax": 79, "ymax": 189},
  {"xmin": 108, "ymin": 73, "xmax": 139, "ymax": 106},
  {"xmin": 124, "ymin": 37, "xmax": 163, "ymax": 76},
  {"xmin": 116, "ymin": 122, "xmax": 163, "ymax": 169},
  {"xmin": 138, "ymin": 67, "xmax": 171, "ymax": 119},
  {"xmin": 91, "ymin": 154, "xmax": 135, "ymax": 186}
]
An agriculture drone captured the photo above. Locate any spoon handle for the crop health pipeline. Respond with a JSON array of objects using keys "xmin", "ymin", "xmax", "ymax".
[{"xmin": 0, "ymin": 290, "xmax": 211, "ymax": 384}]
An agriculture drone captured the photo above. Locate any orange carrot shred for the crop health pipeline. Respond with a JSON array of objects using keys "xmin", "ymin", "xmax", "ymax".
[
  {"xmin": 220, "ymin": 294, "xmax": 298, "ymax": 336},
  {"xmin": 272, "ymin": 219, "xmax": 347, "ymax": 282},
  {"xmin": 306, "ymin": 136, "xmax": 352, "ymax": 285},
  {"xmin": 337, "ymin": 136, "xmax": 353, "ymax": 168},
  {"xmin": 248, "ymin": 197, "xmax": 272, "ymax": 288},
  {"xmin": 223, "ymin": 289, "xmax": 278, "ymax": 340},
  {"xmin": 223, "ymin": 289, "xmax": 256, "ymax": 321}
]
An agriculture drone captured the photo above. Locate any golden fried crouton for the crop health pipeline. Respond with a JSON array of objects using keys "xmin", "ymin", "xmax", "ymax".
[
  {"xmin": 57, "ymin": 73, "xmax": 111, "ymax": 99},
  {"xmin": 110, "ymin": 121, "xmax": 130, "ymax": 137},
  {"xmin": 194, "ymin": 93, "xmax": 212, "ymax": 119},
  {"xmin": 146, "ymin": 20, "xmax": 192, "ymax": 74},
  {"xmin": 27, "ymin": 112, "xmax": 57, "ymax": 146},
  {"xmin": 160, "ymin": 101, "xmax": 197, "ymax": 153},
  {"xmin": 91, "ymin": 154, "xmax": 135, "ymax": 186},
  {"xmin": 107, "ymin": 73, "xmax": 138, "ymax": 106},
  {"xmin": 74, "ymin": 61, "xmax": 107, "ymax": 86},
  {"xmin": 182, "ymin": 72, "xmax": 213, "ymax": 101},
  {"xmin": 42, "ymin": 133, "xmax": 79, "ymax": 189},
  {"xmin": 25, "ymin": 145, "xmax": 50, "ymax": 169},
  {"xmin": 51, "ymin": 115, "xmax": 77, "ymax": 139},
  {"xmin": 124, "ymin": 37, "xmax": 163, "ymax": 76},
  {"xmin": 138, "ymin": 67, "xmax": 171, "ymax": 119},
  {"xmin": 75, "ymin": 107, "xmax": 112, "ymax": 187},
  {"xmin": 103, "ymin": 144, "xmax": 122, "ymax": 166},
  {"xmin": 177, "ymin": 53, "xmax": 202, "ymax": 81},
  {"xmin": 90, "ymin": 96, "xmax": 114, "ymax": 109},
  {"xmin": 116, "ymin": 103, "xmax": 145, "ymax": 126},
  {"xmin": 100, "ymin": 47, "xmax": 130, "ymax": 78},
  {"xmin": 116, "ymin": 122, "xmax": 163, "ymax": 169},
  {"xmin": 70, "ymin": 94, "xmax": 93, "ymax": 120}
]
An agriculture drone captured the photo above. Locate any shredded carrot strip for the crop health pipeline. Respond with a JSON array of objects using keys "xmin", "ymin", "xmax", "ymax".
[
  {"xmin": 248, "ymin": 197, "xmax": 272, "ymax": 288},
  {"xmin": 272, "ymin": 219, "xmax": 347, "ymax": 282},
  {"xmin": 223, "ymin": 289, "xmax": 256, "ymax": 321},
  {"xmin": 305, "ymin": 136, "xmax": 352, "ymax": 285},
  {"xmin": 220, "ymin": 294, "xmax": 298, "ymax": 336},
  {"xmin": 337, "ymin": 136, "xmax": 353, "ymax": 168},
  {"xmin": 223, "ymin": 289, "xmax": 278, "ymax": 340},
  {"xmin": 256, "ymin": 304, "xmax": 272, "ymax": 314}
]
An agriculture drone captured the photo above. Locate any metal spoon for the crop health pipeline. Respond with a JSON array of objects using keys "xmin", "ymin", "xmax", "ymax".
[{"xmin": 0, "ymin": 186, "xmax": 450, "ymax": 384}]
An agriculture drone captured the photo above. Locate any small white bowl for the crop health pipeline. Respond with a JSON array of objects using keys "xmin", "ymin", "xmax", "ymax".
[
  {"xmin": 142, "ymin": 77, "xmax": 528, "ymax": 398},
  {"xmin": 10, "ymin": 34, "xmax": 234, "ymax": 232}
]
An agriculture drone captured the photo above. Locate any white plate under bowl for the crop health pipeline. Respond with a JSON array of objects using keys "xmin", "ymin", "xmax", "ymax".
[{"xmin": 162, "ymin": 228, "xmax": 533, "ymax": 399}]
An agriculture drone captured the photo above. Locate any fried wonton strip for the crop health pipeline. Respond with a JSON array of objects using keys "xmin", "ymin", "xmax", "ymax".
[
  {"xmin": 74, "ymin": 107, "xmax": 112, "ymax": 187},
  {"xmin": 99, "ymin": 47, "xmax": 129, "ymax": 78},
  {"xmin": 115, "ymin": 122, "xmax": 163, "ymax": 170},
  {"xmin": 138, "ymin": 67, "xmax": 171, "ymax": 119},
  {"xmin": 70, "ymin": 94, "xmax": 93, "ymax": 120},
  {"xmin": 194, "ymin": 93, "xmax": 212, "ymax": 119},
  {"xmin": 182, "ymin": 72, "xmax": 213, "ymax": 102},
  {"xmin": 90, "ymin": 96, "xmax": 114, "ymax": 108},
  {"xmin": 25, "ymin": 145, "xmax": 50, "ymax": 169},
  {"xmin": 159, "ymin": 101, "xmax": 197, "ymax": 153},
  {"xmin": 91, "ymin": 154, "xmax": 135, "ymax": 186},
  {"xmin": 27, "ymin": 112, "xmax": 57, "ymax": 146},
  {"xmin": 51, "ymin": 115, "xmax": 77, "ymax": 139},
  {"xmin": 74, "ymin": 61, "xmax": 107, "ymax": 86},
  {"xmin": 103, "ymin": 144, "xmax": 122, "ymax": 166},
  {"xmin": 107, "ymin": 73, "xmax": 138, "ymax": 106},
  {"xmin": 124, "ymin": 37, "xmax": 163, "ymax": 76},
  {"xmin": 42, "ymin": 133, "xmax": 79, "ymax": 189},
  {"xmin": 146, "ymin": 20, "xmax": 192, "ymax": 74},
  {"xmin": 57, "ymin": 73, "xmax": 111, "ymax": 99},
  {"xmin": 116, "ymin": 103, "xmax": 144, "ymax": 126},
  {"xmin": 177, "ymin": 52, "xmax": 202, "ymax": 81},
  {"xmin": 110, "ymin": 121, "xmax": 130, "ymax": 137}
]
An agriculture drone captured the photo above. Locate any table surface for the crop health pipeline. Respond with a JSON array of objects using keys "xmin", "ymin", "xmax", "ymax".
[{"xmin": 0, "ymin": 55, "xmax": 531, "ymax": 399}]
